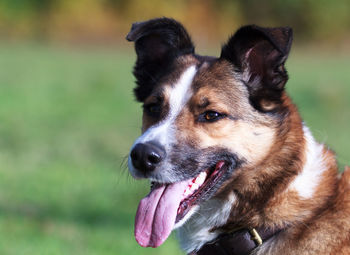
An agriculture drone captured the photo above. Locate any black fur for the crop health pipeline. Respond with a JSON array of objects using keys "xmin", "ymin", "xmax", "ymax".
[
  {"xmin": 126, "ymin": 18, "xmax": 195, "ymax": 101},
  {"xmin": 220, "ymin": 25, "xmax": 293, "ymax": 112}
]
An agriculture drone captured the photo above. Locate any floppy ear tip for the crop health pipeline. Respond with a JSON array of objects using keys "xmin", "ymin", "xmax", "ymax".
[
  {"xmin": 125, "ymin": 32, "xmax": 134, "ymax": 42},
  {"xmin": 271, "ymin": 26, "xmax": 293, "ymax": 56},
  {"xmin": 126, "ymin": 18, "xmax": 179, "ymax": 42},
  {"xmin": 126, "ymin": 22, "xmax": 141, "ymax": 42}
]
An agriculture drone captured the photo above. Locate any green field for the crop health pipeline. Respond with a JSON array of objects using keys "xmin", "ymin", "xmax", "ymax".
[{"xmin": 0, "ymin": 44, "xmax": 349, "ymax": 255}]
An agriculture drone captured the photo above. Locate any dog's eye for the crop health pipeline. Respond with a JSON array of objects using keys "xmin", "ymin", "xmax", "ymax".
[
  {"xmin": 199, "ymin": 111, "xmax": 225, "ymax": 122},
  {"xmin": 144, "ymin": 103, "xmax": 161, "ymax": 117}
]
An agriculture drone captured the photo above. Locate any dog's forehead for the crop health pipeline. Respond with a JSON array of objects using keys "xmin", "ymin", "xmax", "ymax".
[
  {"xmin": 161, "ymin": 55, "xmax": 199, "ymax": 87},
  {"xmin": 140, "ymin": 54, "xmax": 255, "ymax": 127},
  {"xmin": 193, "ymin": 59, "xmax": 247, "ymax": 96},
  {"xmin": 154, "ymin": 55, "xmax": 246, "ymax": 103}
]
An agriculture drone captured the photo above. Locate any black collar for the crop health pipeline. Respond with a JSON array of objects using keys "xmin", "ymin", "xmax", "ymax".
[{"xmin": 189, "ymin": 227, "xmax": 284, "ymax": 255}]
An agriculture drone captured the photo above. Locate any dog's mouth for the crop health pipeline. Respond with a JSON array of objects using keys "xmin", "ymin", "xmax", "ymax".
[{"xmin": 134, "ymin": 160, "xmax": 228, "ymax": 248}]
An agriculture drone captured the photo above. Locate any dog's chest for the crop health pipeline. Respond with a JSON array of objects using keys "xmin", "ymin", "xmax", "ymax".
[{"xmin": 177, "ymin": 192, "xmax": 236, "ymax": 253}]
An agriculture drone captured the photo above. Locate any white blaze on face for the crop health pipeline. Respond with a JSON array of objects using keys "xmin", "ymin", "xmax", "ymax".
[{"xmin": 128, "ymin": 65, "xmax": 197, "ymax": 177}]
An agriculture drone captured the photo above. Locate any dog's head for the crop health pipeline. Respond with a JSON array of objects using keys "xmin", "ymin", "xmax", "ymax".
[{"xmin": 127, "ymin": 18, "xmax": 293, "ymax": 248}]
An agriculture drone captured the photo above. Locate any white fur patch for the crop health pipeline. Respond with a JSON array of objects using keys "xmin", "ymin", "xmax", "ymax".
[
  {"xmin": 174, "ymin": 205, "xmax": 200, "ymax": 229},
  {"xmin": 289, "ymin": 125, "xmax": 327, "ymax": 199},
  {"xmin": 177, "ymin": 192, "xmax": 236, "ymax": 253},
  {"xmin": 128, "ymin": 65, "xmax": 197, "ymax": 180}
]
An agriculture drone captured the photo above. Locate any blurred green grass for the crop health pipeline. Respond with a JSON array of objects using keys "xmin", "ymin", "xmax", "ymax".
[{"xmin": 0, "ymin": 44, "xmax": 348, "ymax": 255}]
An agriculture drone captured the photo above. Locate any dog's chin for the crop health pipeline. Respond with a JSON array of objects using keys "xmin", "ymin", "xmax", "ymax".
[{"xmin": 173, "ymin": 205, "xmax": 199, "ymax": 229}]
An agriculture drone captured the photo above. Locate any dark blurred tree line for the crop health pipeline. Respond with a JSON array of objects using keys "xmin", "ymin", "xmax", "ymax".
[{"xmin": 0, "ymin": 0, "xmax": 349, "ymax": 45}]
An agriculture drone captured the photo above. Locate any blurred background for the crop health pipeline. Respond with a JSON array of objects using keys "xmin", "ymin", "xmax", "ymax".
[{"xmin": 0, "ymin": 0, "xmax": 349, "ymax": 254}]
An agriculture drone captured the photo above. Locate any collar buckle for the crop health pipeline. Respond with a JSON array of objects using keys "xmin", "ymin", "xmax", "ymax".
[{"xmin": 248, "ymin": 228, "xmax": 263, "ymax": 246}]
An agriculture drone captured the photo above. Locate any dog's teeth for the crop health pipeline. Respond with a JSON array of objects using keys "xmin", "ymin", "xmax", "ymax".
[
  {"xmin": 194, "ymin": 172, "xmax": 207, "ymax": 185},
  {"xmin": 184, "ymin": 188, "xmax": 192, "ymax": 196},
  {"xmin": 191, "ymin": 183, "xmax": 199, "ymax": 190},
  {"xmin": 182, "ymin": 172, "xmax": 208, "ymax": 199}
]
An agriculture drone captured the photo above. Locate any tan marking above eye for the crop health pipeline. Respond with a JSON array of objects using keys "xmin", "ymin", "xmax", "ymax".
[
  {"xmin": 190, "ymin": 90, "xmax": 231, "ymax": 114},
  {"xmin": 197, "ymin": 97, "xmax": 210, "ymax": 109},
  {"xmin": 144, "ymin": 93, "xmax": 163, "ymax": 105}
]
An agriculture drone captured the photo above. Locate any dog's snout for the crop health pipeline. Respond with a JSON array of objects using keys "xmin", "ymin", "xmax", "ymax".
[{"xmin": 130, "ymin": 142, "xmax": 165, "ymax": 172}]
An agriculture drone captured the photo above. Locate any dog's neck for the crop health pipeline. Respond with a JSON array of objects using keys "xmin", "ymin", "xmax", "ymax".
[{"xmin": 178, "ymin": 102, "xmax": 339, "ymax": 254}]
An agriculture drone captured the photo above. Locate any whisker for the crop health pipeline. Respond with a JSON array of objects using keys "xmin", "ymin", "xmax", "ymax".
[{"xmin": 120, "ymin": 155, "xmax": 129, "ymax": 171}]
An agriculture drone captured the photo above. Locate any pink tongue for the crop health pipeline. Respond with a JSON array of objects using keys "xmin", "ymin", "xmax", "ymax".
[{"xmin": 134, "ymin": 180, "xmax": 190, "ymax": 247}]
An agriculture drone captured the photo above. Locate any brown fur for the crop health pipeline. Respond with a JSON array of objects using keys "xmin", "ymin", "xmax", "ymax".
[
  {"xmin": 257, "ymin": 166, "xmax": 350, "ymax": 254},
  {"xmin": 128, "ymin": 19, "xmax": 350, "ymax": 254},
  {"xmin": 140, "ymin": 55, "xmax": 350, "ymax": 254}
]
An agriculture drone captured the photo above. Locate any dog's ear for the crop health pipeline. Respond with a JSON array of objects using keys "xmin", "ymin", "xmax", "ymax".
[
  {"xmin": 126, "ymin": 18, "xmax": 195, "ymax": 101},
  {"xmin": 221, "ymin": 25, "xmax": 293, "ymax": 111}
]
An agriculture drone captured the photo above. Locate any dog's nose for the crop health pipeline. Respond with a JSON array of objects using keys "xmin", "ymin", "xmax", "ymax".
[{"xmin": 130, "ymin": 142, "xmax": 165, "ymax": 172}]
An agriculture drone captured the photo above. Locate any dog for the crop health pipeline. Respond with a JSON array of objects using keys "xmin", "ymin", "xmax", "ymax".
[{"xmin": 126, "ymin": 18, "xmax": 350, "ymax": 255}]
